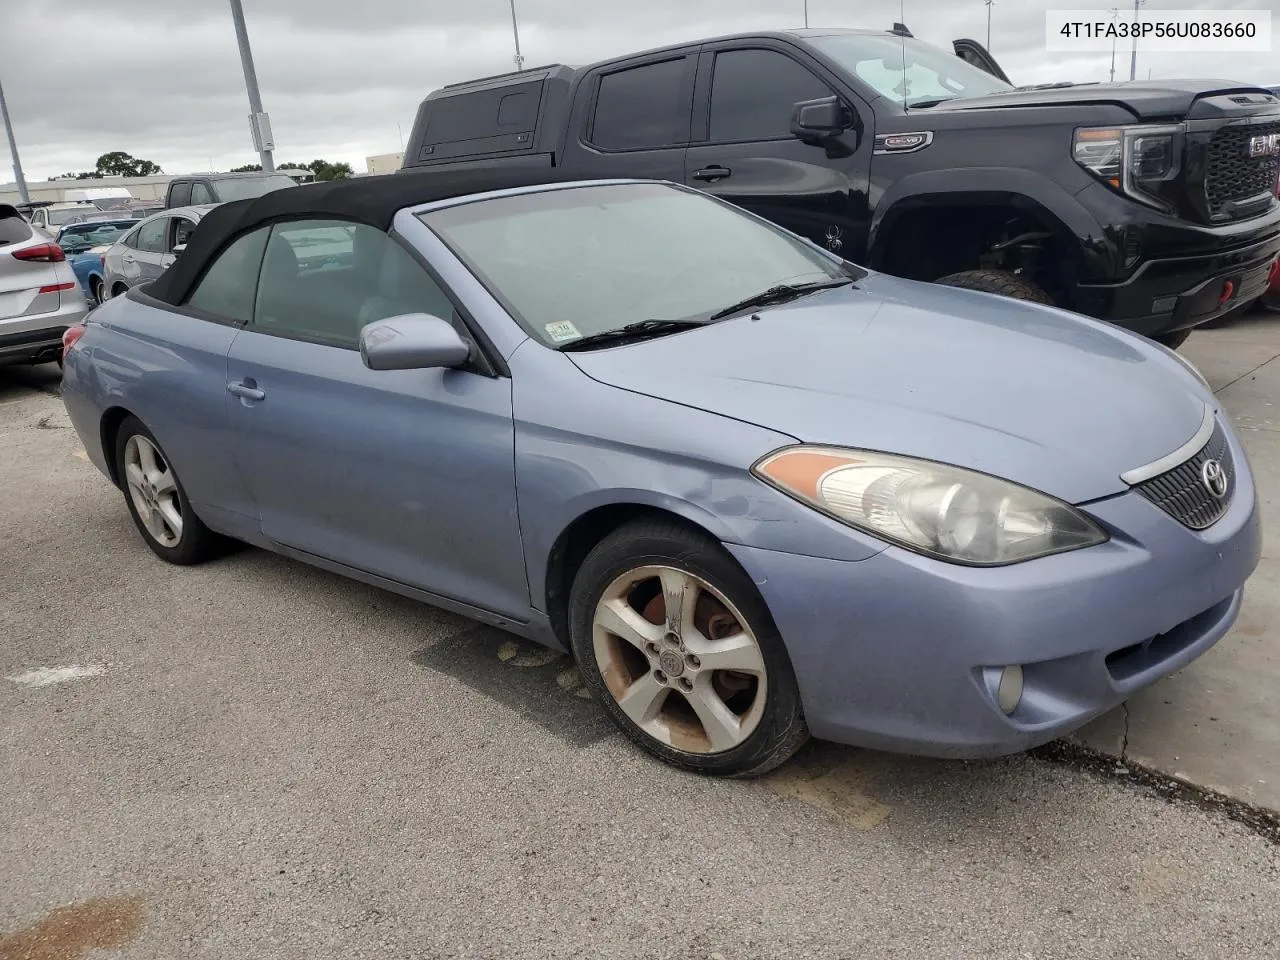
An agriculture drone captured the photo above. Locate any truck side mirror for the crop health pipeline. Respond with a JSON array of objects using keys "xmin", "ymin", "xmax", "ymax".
[{"xmin": 790, "ymin": 96, "xmax": 850, "ymax": 142}]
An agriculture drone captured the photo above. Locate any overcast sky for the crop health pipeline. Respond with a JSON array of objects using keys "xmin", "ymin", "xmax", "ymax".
[{"xmin": 2, "ymin": 0, "xmax": 1277, "ymax": 182}]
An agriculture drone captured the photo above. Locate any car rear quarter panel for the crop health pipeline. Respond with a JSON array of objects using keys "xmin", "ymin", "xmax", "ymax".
[{"xmin": 62, "ymin": 296, "xmax": 253, "ymax": 521}]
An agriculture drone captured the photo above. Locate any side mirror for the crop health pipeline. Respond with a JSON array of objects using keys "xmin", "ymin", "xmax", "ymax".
[
  {"xmin": 790, "ymin": 96, "xmax": 849, "ymax": 141},
  {"xmin": 359, "ymin": 313, "xmax": 471, "ymax": 371}
]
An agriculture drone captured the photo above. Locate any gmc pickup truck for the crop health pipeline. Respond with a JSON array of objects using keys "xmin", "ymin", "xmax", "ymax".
[{"xmin": 401, "ymin": 24, "xmax": 1280, "ymax": 347}]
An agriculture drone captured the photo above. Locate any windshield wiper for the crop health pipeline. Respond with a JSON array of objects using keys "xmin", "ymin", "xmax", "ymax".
[
  {"xmin": 558, "ymin": 318, "xmax": 707, "ymax": 352},
  {"xmin": 706, "ymin": 278, "xmax": 853, "ymax": 322},
  {"xmin": 905, "ymin": 96, "xmax": 960, "ymax": 109}
]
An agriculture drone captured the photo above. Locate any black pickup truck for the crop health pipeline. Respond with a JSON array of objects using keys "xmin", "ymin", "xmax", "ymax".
[{"xmin": 401, "ymin": 25, "xmax": 1280, "ymax": 348}]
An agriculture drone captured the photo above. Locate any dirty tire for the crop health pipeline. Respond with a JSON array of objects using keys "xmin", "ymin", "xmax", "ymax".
[
  {"xmin": 114, "ymin": 415, "xmax": 219, "ymax": 566},
  {"xmin": 936, "ymin": 269, "xmax": 1054, "ymax": 305},
  {"xmin": 568, "ymin": 517, "xmax": 808, "ymax": 778},
  {"xmin": 1153, "ymin": 329, "xmax": 1192, "ymax": 350}
]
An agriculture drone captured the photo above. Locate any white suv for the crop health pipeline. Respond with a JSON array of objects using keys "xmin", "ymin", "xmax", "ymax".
[{"xmin": 0, "ymin": 204, "xmax": 89, "ymax": 366}]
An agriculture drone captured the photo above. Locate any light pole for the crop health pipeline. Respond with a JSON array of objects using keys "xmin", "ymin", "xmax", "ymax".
[
  {"xmin": 985, "ymin": 0, "xmax": 993, "ymax": 50},
  {"xmin": 1129, "ymin": 0, "xmax": 1145, "ymax": 82},
  {"xmin": 0, "ymin": 75, "xmax": 29, "ymax": 203},
  {"xmin": 509, "ymin": 0, "xmax": 525, "ymax": 71},
  {"xmin": 228, "ymin": 0, "xmax": 275, "ymax": 172},
  {"xmin": 804, "ymin": 0, "xmax": 809, "ymax": 28},
  {"xmin": 1109, "ymin": 7, "xmax": 1119, "ymax": 82}
]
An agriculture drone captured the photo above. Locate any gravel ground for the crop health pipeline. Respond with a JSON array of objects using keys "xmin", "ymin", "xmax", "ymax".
[{"xmin": 2, "ymin": 366, "xmax": 1278, "ymax": 960}]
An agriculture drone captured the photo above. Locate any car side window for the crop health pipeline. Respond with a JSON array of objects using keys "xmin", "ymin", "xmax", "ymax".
[
  {"xmin": 169, "ymin": 182, "xmax": 192, "ymax": 207},
  {"xmin": 189, "ymin": 182, "xmax": 215, "ymax": 205},
  {"xmin": 136, "ymin": 218, "xmax": 169, "ymax": 254},
  {"xmin": 171, "ymin": 217, "xmax": 197, "ymax": 250},
  {"xmin": 708, "ymin": 49, "xmax": 834, "ymax": 143},
  {"xmin": 185, "ymin": 228, "xmax": 270, "ymax": 323},
  {"xmin": 252, "ymin": 219, "xmax": 456, "ymax": 349},
  {"xmin": 589, "ymin": 57, "xmax": 691, "ymax": 151},
  {"xmin": 120, "ymin": 226, "xmax": 141, "ymax": 249}
]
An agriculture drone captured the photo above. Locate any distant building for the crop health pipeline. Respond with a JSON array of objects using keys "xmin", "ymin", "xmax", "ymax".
[
  {"xmin": 0, "ymin": 174, "xmax": 173, "ymax": 206},
  {"xmin": 366, "ymin": 152, "xmax": 405, "ymax": 175}
]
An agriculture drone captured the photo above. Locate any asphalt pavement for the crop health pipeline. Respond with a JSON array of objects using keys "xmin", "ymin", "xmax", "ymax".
[{"xmin": 2, "ymin": 329, "xmax": 1279, "ymax": 959}]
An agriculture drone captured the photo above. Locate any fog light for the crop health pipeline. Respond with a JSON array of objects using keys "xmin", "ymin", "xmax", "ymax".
[{"xmin": 997, "ymin": 665, "xmax": 1024, "ymax": 715}]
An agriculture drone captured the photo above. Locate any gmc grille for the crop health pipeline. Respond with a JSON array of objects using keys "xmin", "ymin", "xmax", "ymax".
[
  {"xmin": 1132, "ymin": 420, "xmax": 1233, "ymax": 530},
  {"xmin": 1204, "ymin": 121, "xmax": 1280, "ymax": 219}
]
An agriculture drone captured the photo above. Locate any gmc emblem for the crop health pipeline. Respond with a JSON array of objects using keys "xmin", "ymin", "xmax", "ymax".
[{"xmin": 1248, "ymin": 133, "xmax": 1280, "ymax": 158}]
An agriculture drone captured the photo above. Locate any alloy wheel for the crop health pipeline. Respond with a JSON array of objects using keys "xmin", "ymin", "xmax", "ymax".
[
  {"xmin": 123, "ymin": 434, "xmax": 183, "ymax": 548},
  {"xmin": 592, "ymin": 565, "xmax": 767, "ymax": 754}
]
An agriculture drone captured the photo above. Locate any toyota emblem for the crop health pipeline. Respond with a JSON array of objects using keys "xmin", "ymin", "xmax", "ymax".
[{"xmin": 1201, "ymin": 459, "xmax": 1229, "ymax": 500}]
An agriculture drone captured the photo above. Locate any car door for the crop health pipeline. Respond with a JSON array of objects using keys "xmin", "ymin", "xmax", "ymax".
[
  {"xmin": 130, "ymin": 216, "xmax": 170, "ymax": 285},
  {"xmin": 224, "ymin": 217, "xmax": 530, "ymax": 620},
  {"xmin": 560, "ymin": 48, "xmax": 697, "ymax": 182},
  {"xmin": 683, "ymin": 42, "xmax": 874, "ymax": 262}
]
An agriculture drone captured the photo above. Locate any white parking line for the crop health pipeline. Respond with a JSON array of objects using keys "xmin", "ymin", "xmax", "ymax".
[{"xmin": 6, "ymin": 665, "xmax": 107, "ymax": 687}]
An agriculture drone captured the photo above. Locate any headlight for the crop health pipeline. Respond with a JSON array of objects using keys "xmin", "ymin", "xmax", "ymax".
[
  {"xmin": 1074, "ymin": 124, "xmax": 1182, "ymax": 213},
  {"xmin": 753, "ymin": 447, "xmax": 1108, "ymax": 565}
]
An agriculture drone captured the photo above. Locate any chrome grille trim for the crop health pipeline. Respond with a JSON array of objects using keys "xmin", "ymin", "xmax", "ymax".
[{"xmin": 1119, "ymin": 405, "xmax": 1215, "ymax": 486}]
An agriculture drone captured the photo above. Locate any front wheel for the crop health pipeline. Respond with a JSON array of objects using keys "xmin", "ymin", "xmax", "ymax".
[
  {"xmin": 1153, "ymin": 329, "xmax": 1191, "ymax": 350},
  {"xmin": 936, "ymin": 269, "xmax": 1054, "ymax": 305},
  {"xmin": 568, "ymin": 519, "xmax": 808, "ymax": 777}
]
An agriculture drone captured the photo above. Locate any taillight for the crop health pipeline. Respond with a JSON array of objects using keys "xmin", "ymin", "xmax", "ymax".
[
  {"xmin": 38, "ymin": 281, "xmax": 76, "ymax": 294},
  {"xmin": 62, "ymin": 324, "xmax": 86, "ymax": 359},
  {"xmin": 12, "ymin": 242, "xmax": 66, "ymax": 262}
]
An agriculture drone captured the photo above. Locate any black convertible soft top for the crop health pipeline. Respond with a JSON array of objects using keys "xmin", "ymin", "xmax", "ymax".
[{"xmin": 147, "ymin": 166, "xmax": 594, "ymax": 306}]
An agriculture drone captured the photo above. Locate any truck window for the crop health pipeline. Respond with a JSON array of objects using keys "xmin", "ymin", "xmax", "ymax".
[
  {"xmin": 709, "ymin": 49, "xmax": 834, "ymax": 143},
  {"xmin": 190, "ymin": 182, "xmax": 215, "ymax": 205},
  {"xmin": 590, "ymin": 58, "xmax": 690, "ymax": 151},
  {"xmin": 806, "ymin": 34, "xmax": 1010, "ymax": 106},
  {"xmin": 169, "ymin": 182, "xmax": 192, "ymax": 207}
]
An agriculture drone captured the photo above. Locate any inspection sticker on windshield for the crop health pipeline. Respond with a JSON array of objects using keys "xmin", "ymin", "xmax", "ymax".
[{"xmin": 545, "ymin": 321, "xmax": 582, "ymax": 343}]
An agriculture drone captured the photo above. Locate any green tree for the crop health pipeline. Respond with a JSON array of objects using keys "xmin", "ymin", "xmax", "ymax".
[
  {"xmin": 94, "ymin": 151, "xmax": 163, "ymax": 177},
  {"xmin": 308, "ymin": 159, "xmax": 353, "ymax": 181},
  {"xmin": 230, "ymin": 163, "xmax": 262, "ymax": 173}
]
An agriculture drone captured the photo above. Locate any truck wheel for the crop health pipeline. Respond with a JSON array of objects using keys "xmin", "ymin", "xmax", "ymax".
[
  {"xmin": 936, "ymin": 269, "xmax": 1054, "ymax": 305},
  {"xmin": 1153, "ymin": 329, "xmax": 1191, "ymax": 350}
]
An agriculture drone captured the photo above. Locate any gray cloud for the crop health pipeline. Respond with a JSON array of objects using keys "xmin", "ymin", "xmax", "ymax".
[{"xmin": 2, "ymin": 0, "xmax": 1276, "ymax": 181}]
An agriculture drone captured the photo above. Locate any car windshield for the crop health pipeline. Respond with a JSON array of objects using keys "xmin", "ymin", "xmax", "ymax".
[
  {"xmin": 57, "ymin": 221, "xmax": 136, "ymax": 251},
  {"xmin": 420, "ymin": 183, "xmax": 854, "ymax": 347},
  {"xmin": 48, "ymin": 206, "xmax": 98, "ymax": 226},
  {"xmin": 211, "ymin": 175, "xmax": 297, "ymax": 201},
  {"xmin": 807, "ymin": 34, "xmax": 1012, "ymax": 106}
]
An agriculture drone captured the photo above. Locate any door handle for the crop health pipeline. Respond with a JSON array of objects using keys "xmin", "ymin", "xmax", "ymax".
[
  {"xmin": 692, "ymin": 165, "xmax": 732, "ymax": 182},
  {"xmin": 122, "ymin": 255, "xmax": 136, "ymax": 263},
  {"xmin": 227, "ymin": 380, "xmax": 266, "ymax": 402}
]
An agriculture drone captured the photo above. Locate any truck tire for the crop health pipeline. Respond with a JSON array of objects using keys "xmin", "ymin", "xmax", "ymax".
[{"xmin": 936, "ymin": 269, "xmax": 1054, "ymax": 305}]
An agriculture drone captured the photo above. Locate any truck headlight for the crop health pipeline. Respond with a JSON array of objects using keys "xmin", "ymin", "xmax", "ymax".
[
  {"xmin": 753, "ymin": 447, "xmax": 1108, "ymax": 566},
  {"xmin": 1074, "ymin": 124, "xmax": 1182, "ymax": 214}
]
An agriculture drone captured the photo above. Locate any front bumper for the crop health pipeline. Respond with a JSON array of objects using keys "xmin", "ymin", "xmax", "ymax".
[{"xmin": 726, "ymin": 417, "xmax": 1261, "ymax": 758}]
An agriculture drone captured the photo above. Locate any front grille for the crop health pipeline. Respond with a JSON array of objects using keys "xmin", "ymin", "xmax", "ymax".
[
  {"xmin": 1132, "ymin": 421, "xmax": 1233, "ymax": 530},
  {"xmin": 1204, "ymin": 121, "xmax": 1280, "ymax": 219}
]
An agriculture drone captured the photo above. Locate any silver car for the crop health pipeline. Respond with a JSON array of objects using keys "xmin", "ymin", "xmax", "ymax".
[
  {"xmin": 0, "ymin": 203, "xmax": 88, "ymax": 366},
  {"xmin": 100, "ymin": 205, "xmax": 216, "ymax": 302}
]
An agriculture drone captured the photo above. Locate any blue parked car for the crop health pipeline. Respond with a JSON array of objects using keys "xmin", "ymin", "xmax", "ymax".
[
  {"xmin": 55, "ymin": 219, "xmax": 139, "ymax": 303},
  {"xmin": 58, "ymin": 172, "xmax": 1260, "ymax": 776}
]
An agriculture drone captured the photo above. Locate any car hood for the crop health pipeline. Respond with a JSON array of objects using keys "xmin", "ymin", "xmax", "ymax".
[
  {"xmin": 567, "ymin": 275, "xmax": 1209, "ymax": 505},
  {"xmin": 927, "ymin": 79, "xmax": 1268, "ymax": 121}
]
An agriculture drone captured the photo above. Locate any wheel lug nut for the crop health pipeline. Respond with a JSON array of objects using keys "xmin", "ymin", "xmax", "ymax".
[
  {"xmin": 646, "ymin": 642, "xmax": 660, "ymax": 656},
  {"xmin": 685, "ymin": 654, "xmax": 701, "ymax": 669},
  {"xmin": 654, "ymin": 670, "xmax": 667, "ymax": 684},
  {"xmin": 679, "ymin": 677, "xmax": 693, "ymax": 691}
]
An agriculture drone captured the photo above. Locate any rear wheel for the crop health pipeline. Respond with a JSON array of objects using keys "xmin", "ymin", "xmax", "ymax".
[
  {"xmin": 90, "ymin": 277, "xmax": 105, "ymax": 305},
  {"xmin": 936, "ymin": 269, "xmax": 1054, "ymax": 305},
  {"xmin": 568, "ymin": 519, "xmax": 808, "ymax": 777},
  {"xmin": 114, "ymin": 416, "xmax": 219, "ymax": 565}
]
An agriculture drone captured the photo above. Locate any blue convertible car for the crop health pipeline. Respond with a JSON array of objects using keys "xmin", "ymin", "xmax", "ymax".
[{"xmin": 59, "ymin": 170, "xmax": 1260, "ymax": 776}]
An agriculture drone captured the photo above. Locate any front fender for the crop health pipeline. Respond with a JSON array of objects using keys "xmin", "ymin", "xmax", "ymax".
[{"xmin": 867, "ymin": 167, "xmax": 1115, "ymax": 281}]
